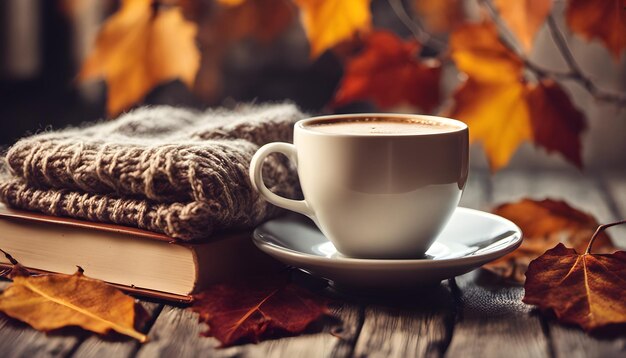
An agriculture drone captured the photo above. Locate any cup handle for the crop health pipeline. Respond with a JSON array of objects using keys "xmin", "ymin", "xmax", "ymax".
[{"xmin": 249, "ymin": 142, "xmax": 314, "ymax": 217}]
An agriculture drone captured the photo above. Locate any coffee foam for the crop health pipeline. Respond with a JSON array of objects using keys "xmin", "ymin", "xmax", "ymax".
[{"xmin": 306, "ymin": 117, "xmax": 460, "ymax": 135}]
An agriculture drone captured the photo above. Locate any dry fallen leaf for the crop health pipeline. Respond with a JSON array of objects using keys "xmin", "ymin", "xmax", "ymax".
[
  {"xmin": 0, "ymin": 269, "xmax": 147, "ymax": 342},
  {"xmin": 449, "ymin": 22, "xmax": 586, "ymax": 170},
  {"xmin": 483, "ymin": 198, "xmax": 617, "ymax": 283},
  {"xmin": 191, "ymin": 275, "xmax": 329, "ymax": 347},
  {"xmin": 566, "ymin": 0, "xmax": 626, "ymax": 60},
  {"xmin": 493, "ymin": 0, "xmax": 553, "ymax": 52},
  {"xmin": 294, "ymin": 0, "xmax": 371, "ymax": 58},
  {"xmin": 527, "ymin": 80, "xmax": 586, "ymax": 168},
  {"xmin": 332, "ymin": 31, "xmax": 441, "ymax": 112},
  {"xmin": 80, "ymin": 0, "xmax": 200, "ymax": 115},
  {"xmin": 412, "ymin": 0, "xmax": 465, "ymax": 33},
  {"xmin": 524, "ymin": 243, "xmax": 626, "ymax": 331}
]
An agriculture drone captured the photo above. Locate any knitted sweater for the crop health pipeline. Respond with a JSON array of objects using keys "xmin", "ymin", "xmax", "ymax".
[{"xmin": 0, "ymin": 104, "xmax": 303, "ymax": 241}]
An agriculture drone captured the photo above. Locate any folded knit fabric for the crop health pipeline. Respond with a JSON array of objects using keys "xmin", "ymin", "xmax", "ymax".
[{"xmin": 0, "ymin": 104, "xmax": 304, "ymax": 241}]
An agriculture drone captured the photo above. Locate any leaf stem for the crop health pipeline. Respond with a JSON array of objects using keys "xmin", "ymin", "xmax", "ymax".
[
  {"xmin": 0, "ymin": 248, "xmax": 19, "ymax": 265},
  {"xmin": 387, "ymin": 0, "xmax": 446, "ymax": 51},
  {"xmin": 585, "ymin": 219, "xmax": 626, "ymax": 254}
]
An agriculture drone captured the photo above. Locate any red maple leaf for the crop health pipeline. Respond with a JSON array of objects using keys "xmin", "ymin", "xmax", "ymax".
[
  {"xmin": 332, "ymin": 30, "xmax": 442, "ymax": 112},
  {"xmin": 191, "ymin": 275, "xmax": 329, "ymax": 347}
]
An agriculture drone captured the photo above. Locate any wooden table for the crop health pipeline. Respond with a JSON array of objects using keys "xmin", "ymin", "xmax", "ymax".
[{"xmin": 1, "ymin": 168, "xmax": 626, "ymax": 358}]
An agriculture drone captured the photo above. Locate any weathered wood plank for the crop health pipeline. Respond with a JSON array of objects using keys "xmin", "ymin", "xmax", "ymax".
[
  {"xmin": 352, "ymin": 284, "xmax": 454, "ymax": 358},
  {"xmin": 491, "ymin": 169, "xmax": 626, "ymax": 358},
  {"xmin": 70, "ymin": 301, "xmax": 162, "ymax": 358},
  {"xmin": 0, "ymin": 280, "xmax": 83, "ymax": 358},
  {"xmin": 136, "ymin": 298, "xmax": 361, "ymax": 358}
]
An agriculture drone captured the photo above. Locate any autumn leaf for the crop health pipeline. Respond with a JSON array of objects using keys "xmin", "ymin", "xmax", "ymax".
[
  {"xmin": 449, "ymin": 22, "xmax": 586, "ymax": 170},
  {"xmin": 0, "ymin": 269, "xmax": 147, "ymax": 342},
  {"xmin": 449, "ymin": 22, "xmax": 530, "ymax": 170},
  {"xmin": 191, "ymin": 275, "xmax": 329, "ymax": 347},
  {"xmin": 566, "ymin": 0, "xmax": 626, "ymax": 60},
  {"xmin": 80, "ymin": 0, "xmax": 200, "ymax": 115},
  {"xmin": 294, "ymin": 0, "xmax": 372, "ymax": 58},
  {"xmin": 483, "ymin": 198, "xmax": 617, "ymax": 283},
  {"xmin": 332, "ymin": 31, "xmax": 441, "ymax": 111},
  {"xmin": 523, "ymin": 242, "xmax": 626, "ymax": 331},
  {"xmin": 493, "ymin": 0, "xmax": 553, "ymax": 52},
  {"xmin": 413, "ymin": 0, "xmax": 465, "ymax": 32},
  {"xmin": 527, "ymin": 80, "xmax": 586, "ymax": 168},
  {"xmin": 450, "ymin": 21, "xmax": 523, "ymax": 83},
  {"xmin": 213, "ymin": 0, "xmax": 294, "ymax": 43}
]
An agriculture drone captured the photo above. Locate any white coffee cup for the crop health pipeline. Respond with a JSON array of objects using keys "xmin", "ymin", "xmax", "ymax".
[{"xmin": 250, "ymin": 113, "xmax": 469, "ymax": 259}]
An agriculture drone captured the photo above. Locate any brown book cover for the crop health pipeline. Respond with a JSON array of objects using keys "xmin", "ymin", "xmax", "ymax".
[{"xmin": 0, "ymin": 205, "xmax": 281, "ymax": 303}]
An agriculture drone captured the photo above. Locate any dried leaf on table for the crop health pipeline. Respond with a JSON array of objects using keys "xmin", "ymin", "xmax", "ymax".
[
  {"xmin": 483, "ymin": 198, "xmax": 617, "ymax": 283},
  {"xmin": 493, "ymin": 0, "xmax": 553, "ymax": 51},
  {"xmin": 0, "ymin": 268, "xmax": 147, "ymax": 342},
  {"xmin": 79, "ymin": 0, "xmax": 200, "ymax": 115},
  {"xmin": 191, "ymin": 275, "xmax": 329, "ymax": 347},
  {"xmin": 449, "ymin": 22, "xmax": 587, "ymax": 170},
  {"xmin": 524, "ymin": 243, "xmax": 626, "ymax": 331},
  {"xmin": 293, "ymin": 0, "xmax": 372, "ymax": 58},
  {"xmin": 332, "ymin": 31, "xmax": 441, "ymax": 112},
  {"xmin": 566, "ymin": 0, "xmax": 626, "ymax": 60}
]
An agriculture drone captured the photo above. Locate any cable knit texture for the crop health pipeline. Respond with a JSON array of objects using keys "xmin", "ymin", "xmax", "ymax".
[{"xmin": 0, "ymin": 104, "xmax": 303, "ymax": 241}]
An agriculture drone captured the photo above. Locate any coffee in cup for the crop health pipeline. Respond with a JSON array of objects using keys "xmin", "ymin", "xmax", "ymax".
[{"xmin": 249, "ymin": 114, "xmax": 469, "ymax": 259}]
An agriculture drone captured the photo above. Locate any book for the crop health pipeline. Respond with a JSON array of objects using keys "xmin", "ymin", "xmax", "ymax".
[{"xmin": 0, "ymin": 205, "xmax": 281, "ymax": 303}]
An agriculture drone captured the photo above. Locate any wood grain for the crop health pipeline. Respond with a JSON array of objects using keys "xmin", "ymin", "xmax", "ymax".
[{"xmin": 352, "ymin": 284, "xmax": 454, "ymax": 358}]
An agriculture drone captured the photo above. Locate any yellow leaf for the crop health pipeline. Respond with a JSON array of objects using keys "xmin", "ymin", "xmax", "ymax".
[
  {"xmin": 0, "ymin": 271, "xmax": 147, "ymax": 342},
  {"xmin": 493, "ymin": 0, "xmax": 553, "ymax": 52},
  {"xmin": 294, "ymin": 0, "xmax": 372, "ymax": 58},
  {"xmin": 79, "ymin": 0, "xmax": 200, "ymax": 115},
  {"xmin": 450, "ymin": 79, "xmax": 532, "ymax": 170},
  {"xmin": 450, "ymin": 22, "xmax": 523, "ymax": 82}
]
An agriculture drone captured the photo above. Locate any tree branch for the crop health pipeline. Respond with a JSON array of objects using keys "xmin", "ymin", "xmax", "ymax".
[
  {"xmin": 546, "ymin": 14, "xmax": 626, "ymax": 105},
  {"xmin": 387, "ymin": 0, "xmax": 446, "ymax": 51},
  {"xmin": 482, "ymin": 0, "xmax": 626, "ymax": 106}
]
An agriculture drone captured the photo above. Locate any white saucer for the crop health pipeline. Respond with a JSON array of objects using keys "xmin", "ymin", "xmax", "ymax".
[{"xmin": 252, "ymin": 207, "xmax": 522, "ymax": 289}]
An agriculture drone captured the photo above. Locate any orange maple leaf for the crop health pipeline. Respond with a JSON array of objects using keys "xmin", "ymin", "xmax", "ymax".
[
  {"xmin": 484, "ymin": 198, "xmax": 615, "ymax": 282},
  {"xmin": 566, "ymin": 0, "xmax": 626, "ymax": 60},
  {"xmin": 332, "ymin": 31, "xmax": 441, "ymax": 111},
  {"xmin": 493, "ymin": 0, "xmax": 553, "ymax": 52},
  {"xmin": 412, "ymin": 0, "xmax": 465, "ymax": 33},
  {"xmin": 449, "ymin": 22, "xmax": 586, "ymax": 170},
  {"xmin": 294, "ymin": 0, "xmax": 372, "ymax": 58},
  {"xmin": 79, "ymin": 0, "xmax": 200, "ymax": 115},
  {"xmin": 524, "ymin": 244, "xmax": 626, "ymax": 331}
]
